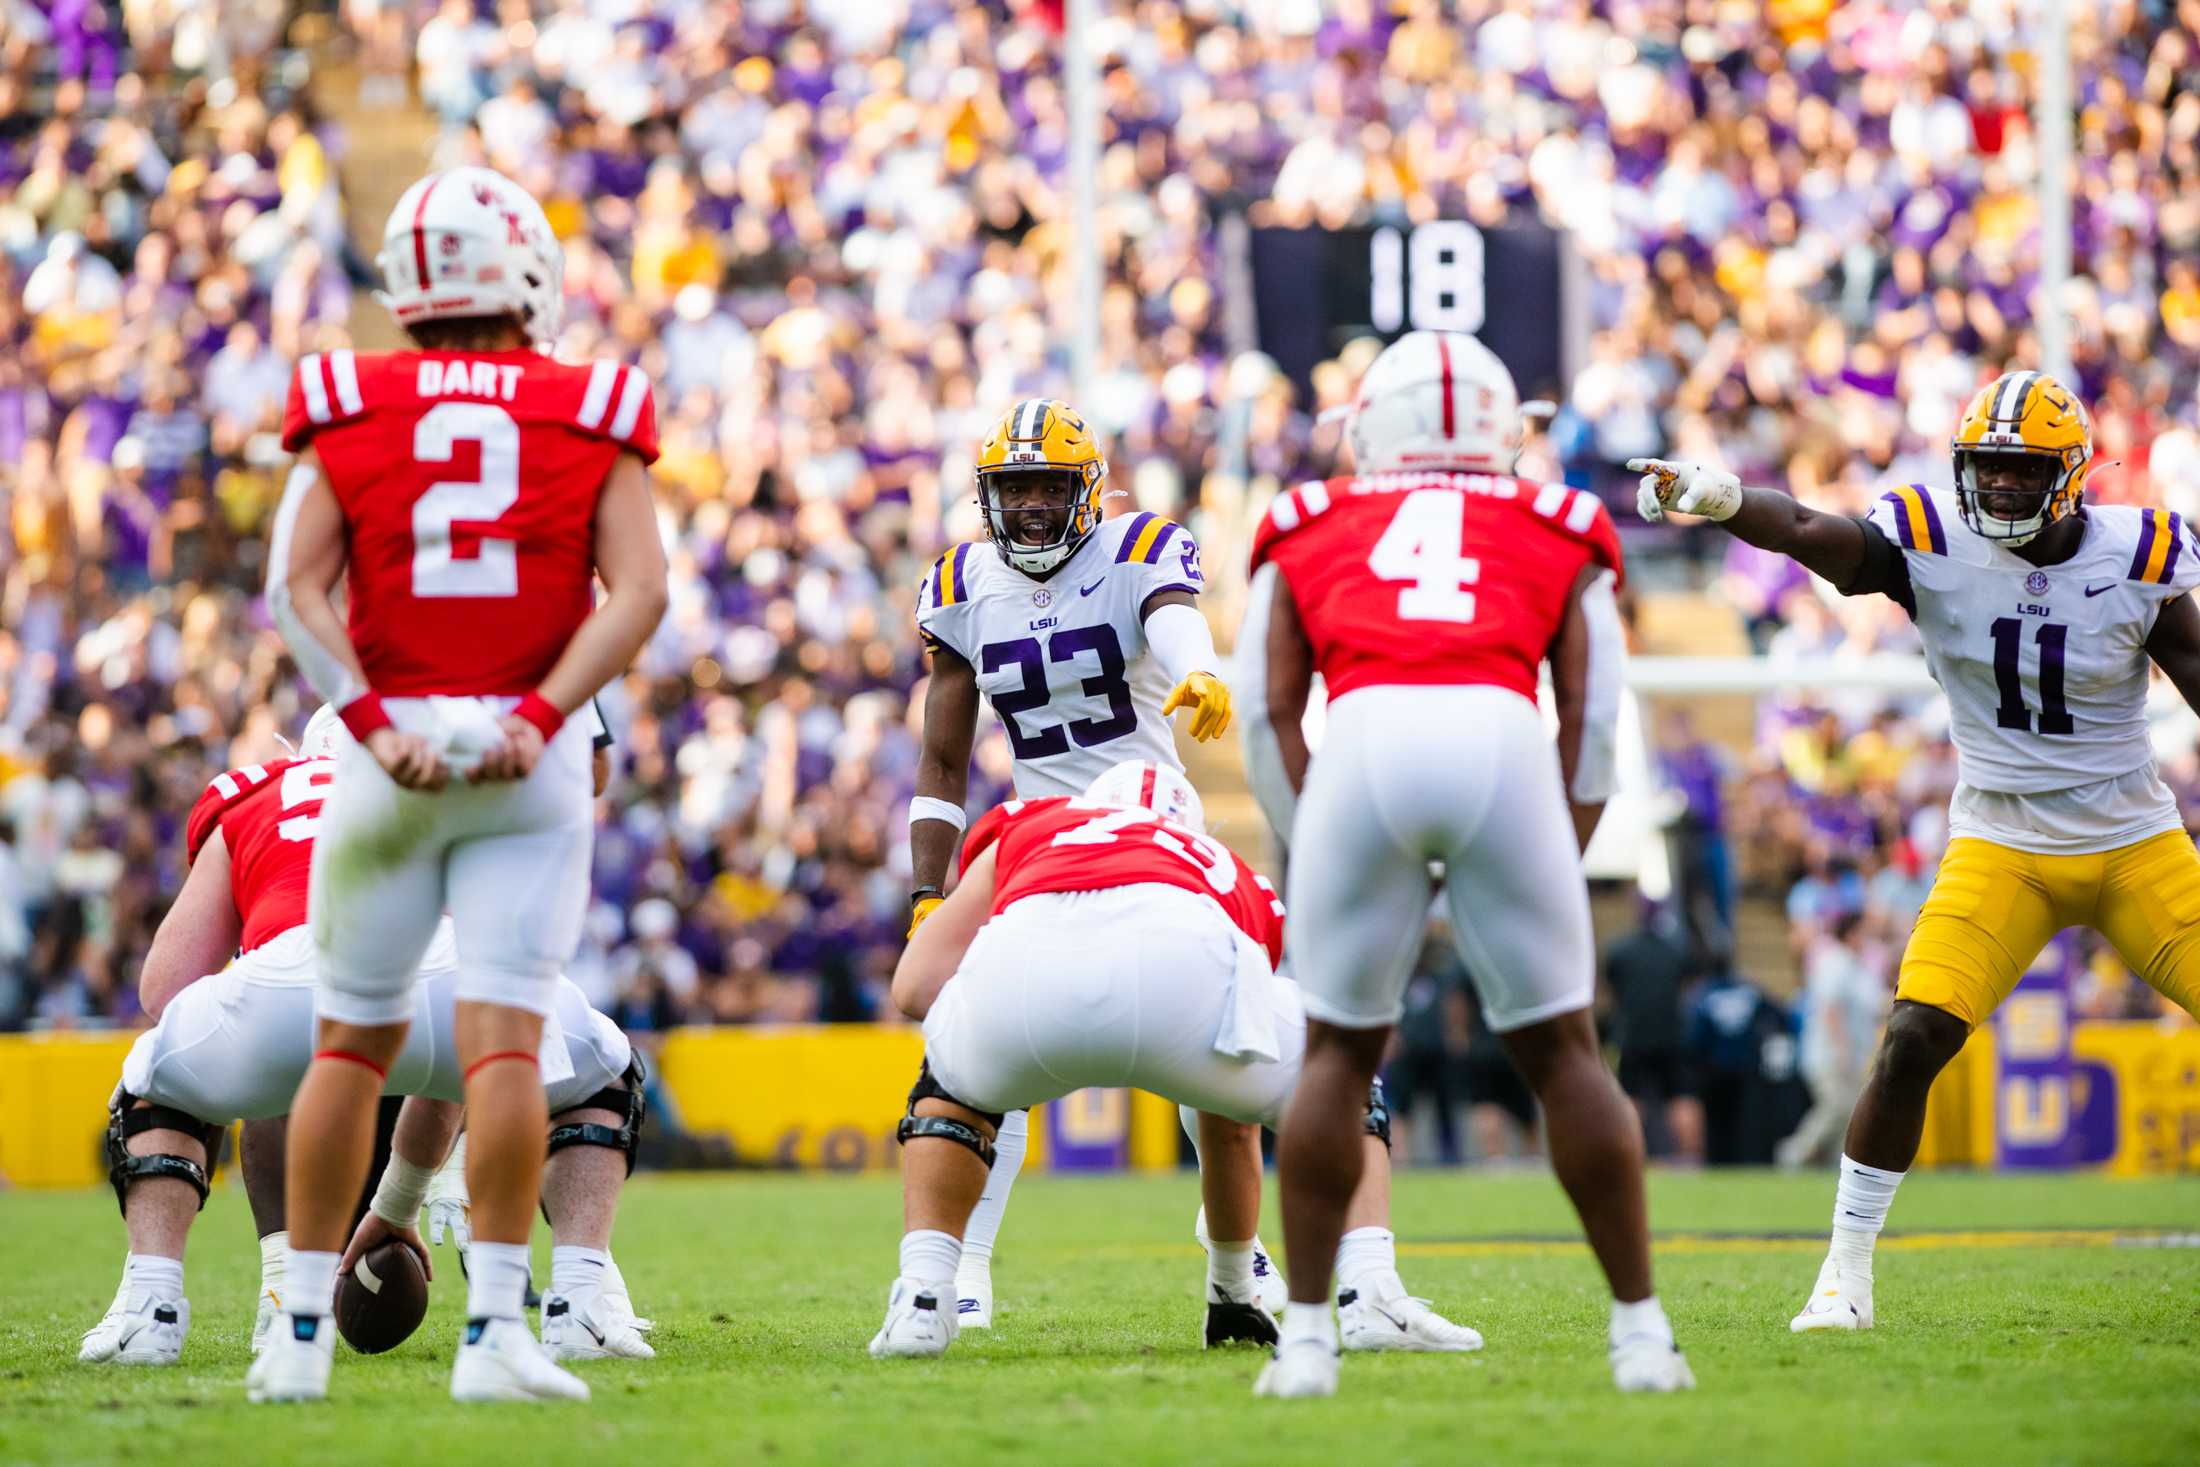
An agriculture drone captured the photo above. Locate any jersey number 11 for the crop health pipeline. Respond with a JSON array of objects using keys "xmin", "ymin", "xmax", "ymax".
[{"xmin": 1990, "ymin": 617, "xmax": 2074, "ymax": 735}]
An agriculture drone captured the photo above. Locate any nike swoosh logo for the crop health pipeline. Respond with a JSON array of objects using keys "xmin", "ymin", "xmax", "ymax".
[
  {"xmin": 581, "ymin": 1318, "xmax": 606, "ymax": 1346},
  {"xmin": 2085, "ymin": 583, "xmax": 2115, "ymax": 597},
  {"xmin": 1080, "ymin": 580, "xmax": 1105, "ymax": 596}
]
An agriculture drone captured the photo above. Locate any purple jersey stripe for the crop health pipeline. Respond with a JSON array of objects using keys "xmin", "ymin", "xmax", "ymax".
[
  {"xmin": 1115, "ymin": 511, "xmax": 1154, "ymax": 563},
  {"xmin": 1911, "ymin": 484, "xmax": 1947, "ymax": 554},
  {"xmin": 949, "ymin": 543, "xmax": 970, "ymax": 602},
  {"xmin": 1881, "ymin": 491, "xmax": 1917, "ymax": 550},
  {"xmin": 2131, "ymin": 512, "xmax": 2158, "ymax": 581},
  {"xmin": 2163, "ymin": 514, "xmax": 2184, "ymax": 584},
  {"xmin": 1144, "ymin": 520, "xmax": 1179, "ymax": 563}
]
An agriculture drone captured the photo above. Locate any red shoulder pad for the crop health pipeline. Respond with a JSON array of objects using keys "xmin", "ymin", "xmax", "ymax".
[
  {"xmin": 184, "ymin": 760, "xmax": 289, "ymax": 863},
  {"xmin": 1519, "ymin": 479, "xmax": 1625, "ymax": 589},
  {"xmin": 1248, "ymin": 479, "xmax": 1344, "ymax": 574},
  {"xmin": 279, "ymin": 349, "xmax": 370, "ymax": 453},
  {"xmin": 957, "ymin": 796, "xmax": 1063, "ymax": 879},
  {"xmin": 567, "ymin": 360, "xmax": 661, "ymax": 465}
]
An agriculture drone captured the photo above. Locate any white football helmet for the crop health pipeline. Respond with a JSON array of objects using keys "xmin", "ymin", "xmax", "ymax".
[
  {"xmin": 376, "ymin": 166, "xmax": 564, "ymax": 345},
  {"xmin": 1083, "ymin": 759, "xmax": 1206, "ymax": 833},
  {"xmin": 1348, "ymin": 330, "xmax": 1520, "ymax": 476}
]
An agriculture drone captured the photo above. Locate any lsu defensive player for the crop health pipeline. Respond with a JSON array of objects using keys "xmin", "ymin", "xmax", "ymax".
[
  {"xmin": 1635, "ymin": 370, "xmax": 2200, "ymax": 1333},
  {"xmin": 907, "ymin": 398, "xmax": 1253, "ymax": 1332}
]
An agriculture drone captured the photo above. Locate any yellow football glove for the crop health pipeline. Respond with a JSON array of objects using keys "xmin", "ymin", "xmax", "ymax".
[
  {"xmin": 1161, "ymin": 670, "xmax": 1233, "ymax": 742},
  {"xmin": 907, "ymin": 892, "xmax": 944, "ymax": 938}
]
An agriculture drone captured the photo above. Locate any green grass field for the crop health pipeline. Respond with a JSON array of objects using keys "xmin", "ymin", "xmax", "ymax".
[{"xmin": 4, "ymin": 1168, "xmax": 2198, "ymax": 1467}]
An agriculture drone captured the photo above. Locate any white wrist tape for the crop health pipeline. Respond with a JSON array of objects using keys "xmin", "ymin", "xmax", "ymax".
[
  {"xmin": 369, "ymin": 1153, "xmax": 438, "ymax": 1228},
  {"xmin": 908, "ymin": 795, "xmax": 967, "ymax": 832}
]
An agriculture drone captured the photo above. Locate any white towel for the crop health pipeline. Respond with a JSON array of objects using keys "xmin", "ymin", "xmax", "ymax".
[{"xmin": 1211, "ymin": 914, "xmax": 1283, "ymax": 1064}]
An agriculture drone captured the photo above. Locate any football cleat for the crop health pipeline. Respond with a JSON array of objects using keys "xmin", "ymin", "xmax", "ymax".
[
  {"xmin": 605, "ymin": 1287, "xmax": 655, "ymax": 1336},
  {"xmin": 246, "ymin": 1315, "xmax": 335, "ymax": 1403},
  {"xmin": 954, "ymin": 1262, "xmax": 993, "ymax": 1331},
  {"xmin": 1193, "ymin": 1209, "xmax": 1287, "ymax": 1317},
  {"xmin": 1253, "ymin": 1339, "xmax": 1340, "ymax": 1399},
  {"xmin": 250, "ymin": 1284, "xmax": 281, "ymax": 1358},
  {"xmin": 1203, "ymin": 1282, "xmax": 1281, "ymax": 1350},
  {"xmin": 1338, "ymin": 1285, "xmax": 1483, "ymax": 1354},
  {"xmin": 450, "ymin": 1316, "xmax": 590, "ymax": 1403},
  {"xmin": 542, "ymin": 1290, "xmax": 655, "ymax": 1361},
  {"xmin": 869, "ymin": 1278, "xmax": 958, "ymax": 1359},
  {"xmin": 1610, "ymin": 1333, "xmax": 1696, "ymax": 1393},
  {"xmin": 1790, "ymin": 1256, "xmax": 1873, "ymax": 1332},
  {"xmin": 79, "ymin": 1290, "xmax": 189, "ymax": 1366}
]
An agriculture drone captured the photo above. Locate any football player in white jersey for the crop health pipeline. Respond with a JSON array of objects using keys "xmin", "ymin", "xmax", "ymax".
[
  {"xmin": 906, "ymin": 397, "xmax": 1253, "ymax": 1333},
  {"xmin": 1635, "ymin": 369, "xmax": 2200, "ymax": 1333}
]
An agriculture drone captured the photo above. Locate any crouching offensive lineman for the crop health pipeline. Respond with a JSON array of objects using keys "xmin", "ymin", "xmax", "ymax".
[
  {"xmin": 80, "ymin": 708, "xmax": 652, "ymax": 1368},
  {"xmin": 869, "ymin": 760, "xmax": 1480, "ymax": 1359}
]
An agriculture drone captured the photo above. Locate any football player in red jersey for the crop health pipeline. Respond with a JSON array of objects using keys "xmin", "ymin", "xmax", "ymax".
[
  {"xmin": 254, "ymin": 165, "xmax": 667, "ymax": 1405},
  {"xmin": 868, "ymin": 760, "xmax": 1480, "ymax": 1360},
  {"xmin": 1239, "ymin": 331, "xmax": 1693, "ymax": 1398},
  {"xmin": 78, "ymin": 707, "xmax": 653, "ymax": 1371}
]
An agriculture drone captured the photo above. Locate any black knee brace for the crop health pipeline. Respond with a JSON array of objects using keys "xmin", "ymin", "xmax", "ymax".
[
  {"xmin": 106, "ymin": 1094, "xmax": 224, "ymax": 1217},
  {"xmin": 1363, "ymin": 1076, "xmax": 1393, "ymax": 1152},
  {"xmin": 897, "ymin": 1060, "xmax": 999, "ymax": 1167},
  {"xmin": 547, "ymin": 1054, "xmax": 649, "ymax": 1176}
]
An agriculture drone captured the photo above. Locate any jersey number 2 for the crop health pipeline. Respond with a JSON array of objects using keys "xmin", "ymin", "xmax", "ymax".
[
  {"xmin": 1990, "ymin": 618, "xmax": 2074, "ymax": 735},
  {"xmin": 413, "ymin": 402, "xmax": 520, "ymax": 598},
  {"xmin": 1368, "ymin": 489, "xmax": 1479, "ymax": 623}
]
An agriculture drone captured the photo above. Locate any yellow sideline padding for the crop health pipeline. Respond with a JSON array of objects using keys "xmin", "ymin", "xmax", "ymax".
[{"xmin": 3, "ymin": 1022, "xmax": 2192, "ymax": 1187}]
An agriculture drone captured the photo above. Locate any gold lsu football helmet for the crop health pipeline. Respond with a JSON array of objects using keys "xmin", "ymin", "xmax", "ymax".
[
  {"xmin": 1950, "ymin": 370, "xmax": 2094, "ymax": 546},
  {"xmin": 974, "ymin": 398, "xmax": 1108, "ymax": 575}
]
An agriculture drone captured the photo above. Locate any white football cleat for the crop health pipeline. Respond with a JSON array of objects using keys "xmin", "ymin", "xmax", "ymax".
[
  {"xmin": 542, "ymin": 1290, "xmax": 655, "ymax": 1361},
  {"xmin": 451, "ymin": 1316, "xmax": 590, "ymax": 1402},
  {"xmin": 1791, "ymin": 1256, "xmax": 1873, "ymax": 1332},
  {"xmin": 1338, "ymin": 1284, "xmax": 1483, "ymax": 1353},
  {"xmin": 1610, "ymin": 1332, "xmax": 1696, "ymax": 1393},
  {"xmin": 953, "ymin": 1262, "xmax": 993, "ymax": 1331},
  {"xmin": 246, "ymin": 1316, "xmax": 335, "ymax": 1403},
  {"xmin": 79, "ymin": 1290, "xmax": 188, "ymax": 1366},
  {"xmin": 869, "ymin": 1277, "xmax": 958, "ymax": 1359},
  {"xmin": 250, "ymin": 1285, "xmax": 281, "ymax": 1358},
  {"xmin": 1193, "ymin": 1209, "xmax": 1287, "ymax": 1317},
  {"xmin": 1253, "ymin": 1339, "xmax": 1340, "ymax": 1399},
  {"xmin": 605, "ymin": 1288, "xmax": 654, "ymax": 1336}
]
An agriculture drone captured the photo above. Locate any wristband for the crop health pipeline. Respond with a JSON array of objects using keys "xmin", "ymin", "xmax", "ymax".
[
  {"xmin": 908, "ymin": 795, "xmax": 968, "ymax": 832},
  {"xmin": 513, "ymin": 692, "xmax": 565, "ymax": 741},
  {"xmin": 339, "ymin": 692, "xmax": 393, "ymax": 741},
  {"xmin": 911, "ymin": 885, "xmax": 944, "ymax": 909},
  {"xmin": 368, "ymin": 1153, "xmax": 438, "ymax": 1229}
]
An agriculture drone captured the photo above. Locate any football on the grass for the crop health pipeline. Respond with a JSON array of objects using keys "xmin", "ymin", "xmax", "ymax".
[{"xmin": 334, "ymin": 1240, "xmax": 430, "ymax": 1354}]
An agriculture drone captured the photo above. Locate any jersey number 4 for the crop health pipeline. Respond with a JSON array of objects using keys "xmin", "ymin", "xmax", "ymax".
[
  {"xmin": 413, "ymin": 402, "xmax": 520, "ymax": 598},
  {"xmin": 1368, "ymin": 488, "xmax": 1480, "ymax": 623}
]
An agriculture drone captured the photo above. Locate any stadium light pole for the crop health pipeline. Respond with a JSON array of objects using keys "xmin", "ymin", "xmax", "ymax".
[
  {"xmin": 2034, "ymin": 0, "xmax": 2074, "ymax": 383},
  {"xmin": 1064, "ymin": 0, "xmax": 1102, "ymax": 411}
]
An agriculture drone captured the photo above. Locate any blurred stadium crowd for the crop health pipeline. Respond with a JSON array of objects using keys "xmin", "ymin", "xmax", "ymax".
[{"xmin": 2, "ymin": 0, "xmax": 2196, "ymax": 1105}]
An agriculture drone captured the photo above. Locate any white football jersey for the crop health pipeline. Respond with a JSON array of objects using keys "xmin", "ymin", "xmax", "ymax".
[
  {"xmin": 1864, "ymin": 486, "xmax": 2199, "ymax": 847},
  {"xmin": 917, "ymin": 511, "xmax": 1205, "ymax": 797}
]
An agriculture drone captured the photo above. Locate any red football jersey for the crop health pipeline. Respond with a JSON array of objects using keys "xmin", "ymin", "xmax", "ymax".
[
  {"xmin": 280, "ymin": 348, "xmax": 660, "ymax": 697},
  {"xmin": 185, "ymin": 757, "xmax": 337, "ymax": 952},
  {"xmin": 1249, "ymin": 471, "xmax": 1623, "ymax": 702},
  {"xmin": 959, "ymin": 797, "xmax": 1284, "ymax": 963}
]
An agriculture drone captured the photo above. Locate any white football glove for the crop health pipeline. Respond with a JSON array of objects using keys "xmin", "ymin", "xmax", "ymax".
[
  {"xmin": 425, "ymin": 1133, "xmax": 472, "ymax": 1265},
  {"xmin": 1629, "ymin": 458, "xmax": 1743, "ymax": 523}
]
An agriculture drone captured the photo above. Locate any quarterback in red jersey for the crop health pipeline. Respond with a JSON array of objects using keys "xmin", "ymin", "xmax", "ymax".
[
  {"xmin": 867, "ymin": 760, "xmax": 1480, "ymax": 1361},
  {"xmin": 255, "ymin": 165, "xmax": 667, "ymax": 1407},
  {"xmin": 1238, "ymin": 331, "xmax": 1692, "ymax": 1399},
  {"xmin": 79, "ymin": 708, "xmax": 651, "ymax": 1372}
]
